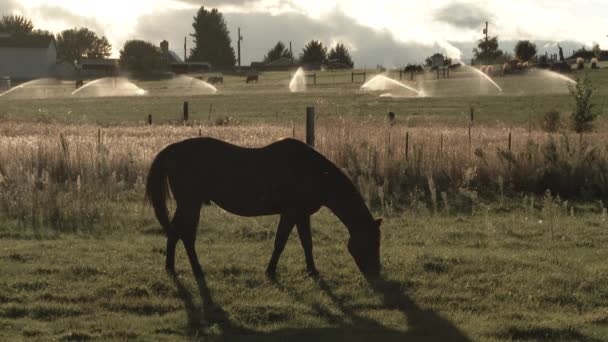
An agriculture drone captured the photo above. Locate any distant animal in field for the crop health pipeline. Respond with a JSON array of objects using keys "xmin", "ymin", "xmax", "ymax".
[
  {"xmin": 404, "ymin": 64, "xmax": 423, "ymax": 74},
  {"xmin": 246, "ymin": 75, "xmax": 258, "ymax": 83},
  {"xmin": 591, "ymin": 58, "xmax": 599, "ymax": 69},
  {"xmin": 502, "ymin": 63, "xmax": 511, "ymax": 75},
  {"xmin": 576, "ymin": 57, "xmax": 585, "ymax": 70},
  {"xmin": 448, "ymin": 63, "xmax": 461, "ymax": 70},
  {"xmin": 485, "ymin": 65, "xmax": 494, "ymax": 75},
  {"xmin": 75, "ymin": 79, "xmax": 84, "ymax": 89},
  {"xmin": 480, "ymin": 65, "xmax": 487, "ymax": 73},
  {"xmin": 206, "ymin": 76, "xmax": 223, "ymax": 85},
  {"xmin": 146, "ymin": 138, "xmax": 382, "ymax": 279}
]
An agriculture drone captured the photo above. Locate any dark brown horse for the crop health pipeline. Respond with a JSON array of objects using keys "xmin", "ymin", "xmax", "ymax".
[{"xmin": 146, "ymin": 137, "xmax": 381, "ymax": 279}]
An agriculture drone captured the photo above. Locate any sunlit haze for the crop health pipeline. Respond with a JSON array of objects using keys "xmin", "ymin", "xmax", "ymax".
[{"xmin": 3, "ymin": 0, "xmax": 607, "ymax": 65}]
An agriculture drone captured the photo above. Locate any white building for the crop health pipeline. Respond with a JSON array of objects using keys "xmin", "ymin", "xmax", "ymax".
[{"xmin": 0, "ymin": 34, "xmax": 57, "ymax": 80}]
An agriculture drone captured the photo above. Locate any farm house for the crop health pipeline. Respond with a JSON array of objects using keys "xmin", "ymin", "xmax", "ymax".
[{"xmin": 0, "ymin": 33, "xmax": 57, "ymax": 80}]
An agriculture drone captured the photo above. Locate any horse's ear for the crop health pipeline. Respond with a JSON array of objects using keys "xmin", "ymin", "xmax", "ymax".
[{"xmin": 375, "ymin": 218, "xmax": 383, "ymax": 227}]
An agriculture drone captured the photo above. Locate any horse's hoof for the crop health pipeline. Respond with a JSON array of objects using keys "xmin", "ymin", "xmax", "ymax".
[
  {"xmin": 307, "ymin": 269, "xmax": 319, "ymax": 278},
  {"xmin": 265, "ymin": 269, "xmax": 277, "ymax": 279}
]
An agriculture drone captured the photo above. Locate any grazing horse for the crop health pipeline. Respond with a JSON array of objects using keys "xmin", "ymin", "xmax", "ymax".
[
  {"xmin": 146, "ymin": 137, "xmax": 382, "ymax": 279},
  {"xmin": 246, "ymin": 75, "xmax": 258, "ymax": 83}
]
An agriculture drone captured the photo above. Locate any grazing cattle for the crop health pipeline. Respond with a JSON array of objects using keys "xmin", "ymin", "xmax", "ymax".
[
  {"xmin": 246, "ymin": 75, "xmax": 259, "ymax": 83},
  {"xmin": 591, "ymin": 58, "xmax": 599, "ymax": 69},
  {"xmin": 207, "ymin": 76, "xmax": 223, "ymax": 85},
  {"xmin": 448, "ymin": 63, "xmax": 461, "ymax": 70},
  {"xmin": 485, "ymin": 65, "xmax": 494, "ymax": 75},
  {"xmin": 480, "ymin": 65, "xmax": 487, "ymax": 73},
  {"xmin": 75, "ymin": 79, "xmax": 84, "ymax": 89},
  {"xmin": 576, "ymin": 58, "xmax": 585, "ymax": 70},
  {"xmin": 146, "ymin": 138, "xmax": 383, "ymax": 279},
  {"xmin": 502, "ymin": 63, "xmax": 511, "ymax": 75}
]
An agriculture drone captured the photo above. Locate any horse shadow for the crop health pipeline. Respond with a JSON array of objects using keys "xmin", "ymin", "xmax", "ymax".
[{"xmin": 170, "ymin": 272, "xmax": 471, "ymax": 341}]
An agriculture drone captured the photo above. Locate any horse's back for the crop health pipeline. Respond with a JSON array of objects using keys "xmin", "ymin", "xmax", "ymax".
[{"xmin": 164, "ymin": 137, "xmax": 331, "ymax": 216}]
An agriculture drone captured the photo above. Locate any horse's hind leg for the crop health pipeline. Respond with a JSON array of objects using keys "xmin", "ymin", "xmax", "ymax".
[
  {"xmin": 165, "ymin": 233, "xmax": 178, "ymax": 274},
  {"xmin": 173, "ymin": 204, "xmax": 204, "ymax": 279},
  {"xmin": 296, "ymin": 216, "xmax": 318, "ymax": 276},
  {"xmin": 266, "ymin": 214, "xmax": 296, "ymax": 276}
]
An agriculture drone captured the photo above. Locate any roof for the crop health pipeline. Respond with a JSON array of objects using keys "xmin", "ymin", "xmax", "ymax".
[
  {"xmin": 0, "ymin": 34, "xmax": 55, "ymax": 49},
  {"xmin": 266, "ymin": 56, "xmax": 295, "ymax": 66},
  {"xmin": 168, "ymin": 50, "xmax": 183, "ymax": 63},
  {"xmin": 79, "ymin": 58, "xmax": 118, "ymax": 66}
]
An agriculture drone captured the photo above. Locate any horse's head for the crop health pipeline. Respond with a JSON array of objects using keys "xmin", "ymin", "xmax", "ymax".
[{"xmin": 347, "ymin": 218, "xmax": 382, "ymax": 277}]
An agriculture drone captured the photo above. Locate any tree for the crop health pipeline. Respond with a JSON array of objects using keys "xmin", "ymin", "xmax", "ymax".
[
  {"xmin": 299, "ymin": 40, "xmax": 326, "ymax": 65},
  {"xmin": 569, "ymin": 77, "xmax": 597, "ymax": 133},
  {"xmin": 189, "ymin": 6, "xmax": 236, "ymax": 67},
  {"xmin": 472, "ymin": 36, "xmax": 503, "ymax": 64},
  {"xmin": 56, "ymin": 28, "xmax": 111, "ymax": 64},
  {"xmin": 424, "ymin": 53, "xmax": 451, "ymax": 67},
  {"xmin": 0, "ymin": 15, "xmax": 33, "ymax": 35},
  {"xmin": 263, "ymin": 41, "xmax": 292, "ymax": 63},
  {"xmin": 119, "ymin": 40, "xmax": 162, "ymax": 74},
  {"xmin": 327, "ymin": 43, "xmax": 354, "ymax": 68},
  {"xmin": 514, "ymin": 40, "xmax": 537, "ymax": 62},
  {"xmin": 592, "ymin": 42, "xmax": 601, "ymax": 59}
]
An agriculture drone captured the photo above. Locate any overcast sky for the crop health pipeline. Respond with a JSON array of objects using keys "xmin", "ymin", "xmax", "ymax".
[{"xmin": 3, "ymin": 0, "xmax": 607, "ymax": 66}]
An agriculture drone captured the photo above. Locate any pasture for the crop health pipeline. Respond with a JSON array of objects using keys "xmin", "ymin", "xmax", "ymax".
[{"xmin": 1, "ymin": 66, "xmax": 608, "ymax": 341}]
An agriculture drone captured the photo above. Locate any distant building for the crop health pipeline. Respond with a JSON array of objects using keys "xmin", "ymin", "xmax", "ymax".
[
  {"xmin": 0, "ymin": 34, "xmax": 57, "ymax": 79},
  {"xmin": 160, "ymin": 40, "xmax": 211, "ymax": 73},
  {"xmin": 77, "ymin": 58, "xmax": 118, "ymax": 77},
  {"xmin": 250, "ymin": 56, "xmax": 297, "ymax": 71}
]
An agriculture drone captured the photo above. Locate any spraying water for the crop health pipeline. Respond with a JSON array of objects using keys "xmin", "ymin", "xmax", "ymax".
[
  {"xmin": 536, "ymin": 69, "xmax": 576, "ymax": 85},
  {"xmin": 360, "ymin": 74, "xmax": 422, "ymax": 96},
  {"xmin": 72, "ymin": 77, "xmax": 147, "ymax": 96},
  {"xmin": 289, "ymin": 67, "xmax": 306, "ymax": 92},
  {"xmin": 462, "ymin": 65, "xmax": 503, "ymax": 92},
  {"xmin": 0, "ymin": 78, "xmax": 55, "ymax": 97},
  {"xmin": 170, "ymin": 75, "xmax": 217, "ymax": 94}
]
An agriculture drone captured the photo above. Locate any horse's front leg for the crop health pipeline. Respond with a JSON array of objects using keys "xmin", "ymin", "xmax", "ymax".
[
  {"xmin": 296, "ymin": 216, "xmax": 318, "ymax": 276},
  {"xmin": 266, "ymin": 214, "xmax": 296, "ymax": 277}
]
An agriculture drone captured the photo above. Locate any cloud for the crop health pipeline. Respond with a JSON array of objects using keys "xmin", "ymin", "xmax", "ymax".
[
  {"xmin": 434, "ymin": 2, "xmax": 493, "ymax": 30},
  {"xmin": 134, "ymin": 7, "xmax": 447, "ymax": 67},
  {"xmin": 30, "ymin": 5, "xmax": 105, "ymax": 35},
  {"xmin": 0, "ymin": 0, "xmax": 22, "ymax": 16}
]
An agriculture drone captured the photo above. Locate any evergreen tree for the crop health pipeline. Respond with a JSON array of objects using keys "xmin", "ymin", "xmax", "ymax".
[
  {"xmin": 299, "ymin": 40, "xmax": 326, "ymax": 65},
  {"xmin": 472, "ymin": 36, "xmax": 503, "ymax": 64},
  {"xmin": 263, "ymin": 41, "xmax": 292, "ymax": 63},
  {"xmin": 189, "ymin": 6, "xmax": 236, "ymax": 67},
  {"xmin": 327, "ymin": 43, "xmax": 354, "ymax": 68},
  {"xmin": 56, "ymin": 28, "xmax": 111, "ymax": 64}
]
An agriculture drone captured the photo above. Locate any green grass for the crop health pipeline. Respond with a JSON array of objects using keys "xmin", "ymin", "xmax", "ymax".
[
  {"xmin": 1, "ymin": 67, "xmax": 607, "ymax": 126},
  {"xmin": 1, "ymin": 205, "xmax": 608, "ymax": 341}
]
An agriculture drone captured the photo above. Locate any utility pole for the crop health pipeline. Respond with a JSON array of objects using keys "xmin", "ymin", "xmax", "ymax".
[
  {"xmin": 483, "ymin": 21, "xmax": 489, "ymax": 66},
  {"xmin": 289, "ymin": 41, "xmax": 293, "ymax": 62},
  {"xmin": 237, "ymin": 27, "xmax": 243, "ymax": 67},
  {"xmin": 183, "ymin": 36, "xmax": 187, "ymax": 62}
]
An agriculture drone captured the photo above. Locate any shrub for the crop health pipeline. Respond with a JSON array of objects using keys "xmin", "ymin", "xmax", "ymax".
[
  {"xmin": 542, "ymin": 110, "xmax": 561, "ymax": 132},
  {"xmin": 568, "ymin": 77, "xmax": 597, "ymax": 133}
]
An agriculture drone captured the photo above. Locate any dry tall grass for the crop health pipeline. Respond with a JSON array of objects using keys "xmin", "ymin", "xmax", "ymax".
[{"xmin": 0, "ymin": 119, "xmax": 606, "ymax": 232}]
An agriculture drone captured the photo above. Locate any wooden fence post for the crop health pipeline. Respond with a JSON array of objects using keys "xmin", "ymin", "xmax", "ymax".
[
  {"xmin": 306, "ymin": 106, "xmax": 315, "ymax": 147},
  {"xmin": 508, "ymin": 131, "xmax": 512, "ymax": 151},
  {"xmin": 351, "ymin": 72, "xmax": 354, "ymax": 83},
  {"xmin": 147, "ymin": 114, "xmax": 152, "ymax": 125},
  {"xmin": 405, "ymin": 131, "xmax": 409, "ymax": 161},
  {"xmin": 183, "ymin": 101, "xmax": 189, "ymax": 123},
  {"xmin": 363, "ymin": 72, "xmax": 366, "ymax": 83}
]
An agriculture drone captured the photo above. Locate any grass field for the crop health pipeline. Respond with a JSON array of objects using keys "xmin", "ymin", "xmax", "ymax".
[
  {"xmin": 2, "ymin": 206, "xmax": 608, "ymax": 341},
  {"xmin": 1, "ymin": 66, "xmax": 608, "ymax": 340}
]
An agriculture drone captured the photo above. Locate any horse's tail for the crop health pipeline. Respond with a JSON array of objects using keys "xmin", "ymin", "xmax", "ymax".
[{"xmin": 145, "ymin": 147, "xmax": 172, "ymax": 235}]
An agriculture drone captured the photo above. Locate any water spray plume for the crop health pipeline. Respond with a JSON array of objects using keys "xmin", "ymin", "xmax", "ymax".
[
  {"xmin": 289, "ymin": 67, "xmax": 306, "ymax": 92},
  {"xmin": 0, "ymin": 78, "xmax": 53, "ymax": 97},
  {"xmin": 461, "ymin": 63, "xmax": 503, "ymax": 92},
  {"xmin": 72, "ymin": 77, "xmax": 147, "ymax": 96},
  {"xmin": 360, "ymin": 74, "xmax": 422, "ymax": 96},
  {"xmin": 537, "ymin": 70, "xmax": 576, "ymax": 85}
]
